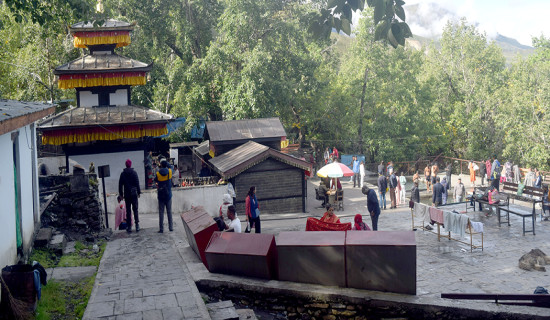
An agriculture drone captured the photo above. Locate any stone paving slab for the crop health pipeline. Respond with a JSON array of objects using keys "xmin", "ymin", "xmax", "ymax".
[
  {"xmin": 44, "ymin": 266, "xmax": 97, "ymax": 281},
  {"xmin": 83, "ymin": 228, "xmax": 211, "ymax": 320}
]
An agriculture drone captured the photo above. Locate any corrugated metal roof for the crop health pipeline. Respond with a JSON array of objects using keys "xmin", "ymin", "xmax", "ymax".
[
  {"xmin": 39, "ymin": 105, "xmax": 172, "ymax": 129},
  {"xmin": 0, "ymin": 100, "xmax": 56, "ymax": 135},
  {"xmin": 195, "ymin": 140, "xmax": 210, "ymax": 156},
  {"xmin": 70, "ymin": 19, "xmax": 134, "ymax": 32},
  {"xmin": 209, "ymin": 141, "xmax": 311, "ymax": 179},
  {"xmin": 206, "ymin": 117, "xmax": 286, "ymax": 142},
  {"xmin": 54, "ymin": 53, "xmax": 151, "ymax": 74}
]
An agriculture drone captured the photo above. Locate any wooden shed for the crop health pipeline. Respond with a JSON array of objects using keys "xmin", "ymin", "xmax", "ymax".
[
  {"xmin": 205, "ymin": 117, "xmax": 287, "ymax": 156},
  {"xmin": 209, "ymin": 141, "xmax": 311, "ymax": 214}
]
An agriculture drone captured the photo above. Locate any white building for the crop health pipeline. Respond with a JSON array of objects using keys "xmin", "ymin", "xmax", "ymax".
[{"xmin": 0, "ymin": 100, "xmax": 55, "ymax": 268}]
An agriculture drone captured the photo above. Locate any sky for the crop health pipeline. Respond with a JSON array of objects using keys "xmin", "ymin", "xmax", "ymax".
[{"xmin": 403, "ymin": 0, "xmax": 549, "ymax": 46}]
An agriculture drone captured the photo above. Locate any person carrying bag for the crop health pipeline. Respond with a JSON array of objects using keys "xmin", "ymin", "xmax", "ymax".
[{"xmin": 245, "ymin": 186, "xmax": 261, "ymax": 233}]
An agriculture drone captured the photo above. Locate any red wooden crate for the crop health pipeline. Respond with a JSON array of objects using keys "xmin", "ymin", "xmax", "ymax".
[
  {"xmin": 205, "ymin": 232, "xmax": 278, "ymax": 279},
  {"xmin": 276, "ymin": 231, "xmax": 346, "ymax": 287},
  {"xmin": 180, "ymin": 207, "xmax": 218, "ymax": 268},
  {"xmin": 346, "ymin": 231, "xmax": 416, "ymax": 294}
]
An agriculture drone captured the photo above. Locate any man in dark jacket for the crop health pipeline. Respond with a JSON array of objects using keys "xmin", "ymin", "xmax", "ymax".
[
  {"xmin": 155, "ymin": 159, "xmax": 173, "ymax": 233},
  {"xmin": 363, "ymin": 186, "xmax": 381, "ymax": 231},
  {"xmin": 389, "ymin": 172, "xmax": 398, "ymax": 209},
  {"xmin": 432, "ymin": 177, "xmax": 444, "ymax": 207},
  {"xmin": 118, "ymin": 159, "xmax": 141, "ymax": 233},
  {"xmin": 377, "ymin": 173, "xmax": 387, "ymax": 210},
  {"xmin": 377, "ymin": 161, "xmax": 385, "ymax": 176}
]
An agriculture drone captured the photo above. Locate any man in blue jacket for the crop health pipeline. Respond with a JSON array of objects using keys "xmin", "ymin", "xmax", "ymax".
[
  {"xmin": 155, "ymin": 159, "xmax": 173, "ymax": 233},
  {"xmin": 362, "ymin": 185, "xmax": 381, "ymax": 230}
]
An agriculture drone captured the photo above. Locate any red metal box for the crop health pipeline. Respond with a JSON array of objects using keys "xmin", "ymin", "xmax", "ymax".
[
  {"xmin": 205, "ymin": 232, "xmax": 278, "ymax": 279},
  {"xmin": 180, "ymin": 207, "xmax": 218, "ymax": 268},
  {"xmin": 276, "ymin": 231, "xmax": 346, "ymax": 287},
  {"xmin": 346, "ymin": 231, "xmax": 416, "ymax": 294}
]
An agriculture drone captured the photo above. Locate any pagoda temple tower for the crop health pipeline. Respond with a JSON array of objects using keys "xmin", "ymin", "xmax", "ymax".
[{"xmin": 39, "ymin": 19, "xmax": 173, "ymax": 193}]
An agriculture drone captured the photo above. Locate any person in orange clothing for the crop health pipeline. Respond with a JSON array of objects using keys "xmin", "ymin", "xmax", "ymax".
[
  {"xmin": 320, "ymin": 204, "xmax": 340, "ymax": 224},
  {"xmin": 468, "ymin": 160, "xmax": 476, "ymax": 187}
]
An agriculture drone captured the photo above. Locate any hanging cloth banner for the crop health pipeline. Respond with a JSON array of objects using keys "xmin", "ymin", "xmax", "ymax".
[
  {"xmin": 58, "ymin": 72, "xmax": 147, "ymax": 89},
  {"xmin": 73, "ymin": 31, "xmax": 131, "ymax": 48},
  {"xmin": 41, "ymin": 123, "xmax": 168, "ymax": 145}
]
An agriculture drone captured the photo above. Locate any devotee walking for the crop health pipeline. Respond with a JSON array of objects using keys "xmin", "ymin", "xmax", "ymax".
[
  {"xmin": 399, "ymin": 172, "xmax": 407, "ymax": 203},
  {"xmin": 479, "ymin": 161, "xmax": 486, "ymax": 186},
  {"xmin": 424, "ymin": 164, "xmax": 431, "ymax": 192},
  {"xmin": 324, "ymin": 147, "xmax": 330, "ymax": 164},
  {"xmin": 410, "ymin": 181, "xmax": 420, "ymax": 204},
  {"xmin": 468, "ymin": 160, "xmax": 476, "ymax": 187},
  {"xmin": 118, "ymin": 159, "xmax": 141, "ymax": 233},
  {"xmin": 155, "ymin": 159, "xmax": 173, "ymax": 233},
  {"xmin": 246, "ymin": 186, "xmax": 261, "ymax": 233},
  {"xmin": 359, "ymin": 161, "xmax": 365, "ymax": 188},
  {"xmin": 362, "ymin": 185, "xmax": 380, "ymax": 230}
]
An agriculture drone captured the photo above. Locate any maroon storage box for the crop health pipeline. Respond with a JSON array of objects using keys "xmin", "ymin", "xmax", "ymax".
[
  {"xmin": 180, "ymin": 206, "xmax": 218, "ymax": 269},
  {"xmin": 346, "ymin": 231, "xmax": 416, "ymax": 294},
  {"xmin": 205, "ymin": 232, "xmax": 278, "ymax": 279},
  {"xmin": 276, "ymin": 231, "xmax": 346, "ymax": 287}
]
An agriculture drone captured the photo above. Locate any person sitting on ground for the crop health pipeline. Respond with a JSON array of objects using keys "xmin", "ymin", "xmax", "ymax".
[
  {"xmin": 224, "ymin": 205, "xmax": 241, "ymax": 233},
  {"xmin": 353, "ymin": 214, "xmax": 371, "ymax": 231},
  {"xmin": 432, "ymin": 176, "xmax": 444, "ymax": 207},
  {"xmin": 320, "ymin": 204, "xmax": 340, "ymax": 224}
]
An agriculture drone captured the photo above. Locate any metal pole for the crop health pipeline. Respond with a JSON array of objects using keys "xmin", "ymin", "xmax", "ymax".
[{"xmin": 102, "ymin": 177, "xmax": 109, "ymax": 228}]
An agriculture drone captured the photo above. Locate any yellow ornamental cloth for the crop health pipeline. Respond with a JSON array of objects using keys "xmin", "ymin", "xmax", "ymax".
[
  {"xmin": 74, "ymin": 35, "xmax": 131, "ymax": 48},
  {"xmin": 41, "ymin": 125, "xmax": 168, "ymax": 145},
  {"xmin": 58, "ymin": 75, "xmax": 146, "ymax": 89}
]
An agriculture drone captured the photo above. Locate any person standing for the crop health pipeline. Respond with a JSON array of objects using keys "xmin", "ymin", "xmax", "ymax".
[
  {"xmin": 332, "ymin": 147, "xmax": 339, "ymax": 161},
  {"xmin": 389, "ymin": 171, "xmax": 398, "ymax": 209},
  {"xmin": 155, "ymin": 159, "xmax": 173, "ymax": 233},
  {"xmin": 413, "ymin": 170, "xmax": 420, "ymax": 184},
  {"xmin": 399, "ymin": 172, "xmax": 407, "ymax": 204},
  {"xmin": 431, "ymin": 162, "xmax": 439, "ymax": 189},
  {"xmin": 172, "ymin": 164, "xmax": 180, "ymax": 187},
  {"xmin": 479, "ymin": 161, "xmax": 486, "ymax": 186},
  {"xmin": 468, "ymin": 160, "xmax": 476, "ymax": 187},
  {"xmin": 445, "ymin": 162, "xmax": 452, "ymax": 190},
  {"xmin": 454, "ymin": 177, "xmax": 466, "ymax": 203},
  {"xmin": 491, "ymin": 156, "xmax": 501, "ymax": 190},
  {"xmin": 118, "ymin": 159, "xmax": 141, "ymax": 233},
  {"xmin": 359, "ymin": 161, "xmax": 365, "ymax": 189},
  {"xmin": 424, "ymin": 164, "xmax": 431, "ymax": 192},
  {"xmin": 351, "ymin": 156, "xmax": 360, "ymax": 187},
  {"xmin": 377, "ymin": 173, "xmax": 387, "ymax": 210},
  {"xmin": 324, "ymin": 147, "xmax": 330, "ymax": 165},
  {"xmin": 441, "ymin": 177, "xmax": 448, "ymax": 205},
  {"xmin": 534, "ymin": 169, "xmax": 543, "ymax": 189},
  {"xmin": 410, "ymin": 181, "xmax": 420, "ymax": 204},
  {"xmin": 245, "ymin": 186, "xmax": 261, "ymax": 233},
  {"xmin": 432, "ymin": 177, "xmax": 444, "ymax": 207},
  {"xmin": 362, "ymin": 185, "xmax": 380, "ymax": 230},
  {"xmin": 485, "ymin": 159, "xmax": 492, "ymax": 182}
]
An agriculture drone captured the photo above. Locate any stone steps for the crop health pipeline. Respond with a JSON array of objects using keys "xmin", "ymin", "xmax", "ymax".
[{"xmin": 207, "ymin": 300, "xmax": 257, "ymax": 320}]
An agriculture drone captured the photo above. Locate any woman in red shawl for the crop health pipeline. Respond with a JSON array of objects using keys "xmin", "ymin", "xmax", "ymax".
[
  {"xmin": 353, "ymin": 214, "xmax": 371, "ymax": 231},
  {"xmin": 320, "ymin": 204, "xmax": 340, "ymax": 224}
]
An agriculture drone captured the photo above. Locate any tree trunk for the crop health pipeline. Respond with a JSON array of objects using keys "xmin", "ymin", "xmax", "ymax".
[{"xmin": 358, "ymin": 66, "xmax": 369, "ymax": 154}]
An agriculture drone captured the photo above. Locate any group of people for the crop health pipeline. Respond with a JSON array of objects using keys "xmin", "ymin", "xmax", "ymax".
[
  {"xmin": 376, "ymin": 161, "xmax": 407, "ymax": 210},
  {"xmin": 323, "ymin": 147, "xmax": 339, "ymax": 164}
]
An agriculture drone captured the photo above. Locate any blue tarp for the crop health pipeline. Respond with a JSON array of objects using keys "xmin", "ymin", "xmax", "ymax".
[
  {"xmin": 340, "ymin": 154, "xmax": 366, "ymax": 169},
  {"xmin": 158, "ymin": 117, "xmax": 186, "ymax": 138}
]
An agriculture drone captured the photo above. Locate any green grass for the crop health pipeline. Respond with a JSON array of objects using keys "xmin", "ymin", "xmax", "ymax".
[
  {"xmin": 29, "ymin": 248, "xmax": 58, "ymax": 268},
  {"xmin": 58, "ymin": 241, "xmax": 106, "ymax": 267},
  {"xmin": 35, "ymin": 275, "xmax": 96, "ymax": 320}
]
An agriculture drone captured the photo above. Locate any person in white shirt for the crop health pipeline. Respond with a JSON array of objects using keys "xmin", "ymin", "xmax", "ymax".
[{"xmin": 225, "ymin": 205, "xmax": 241, "ymax": 233}]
